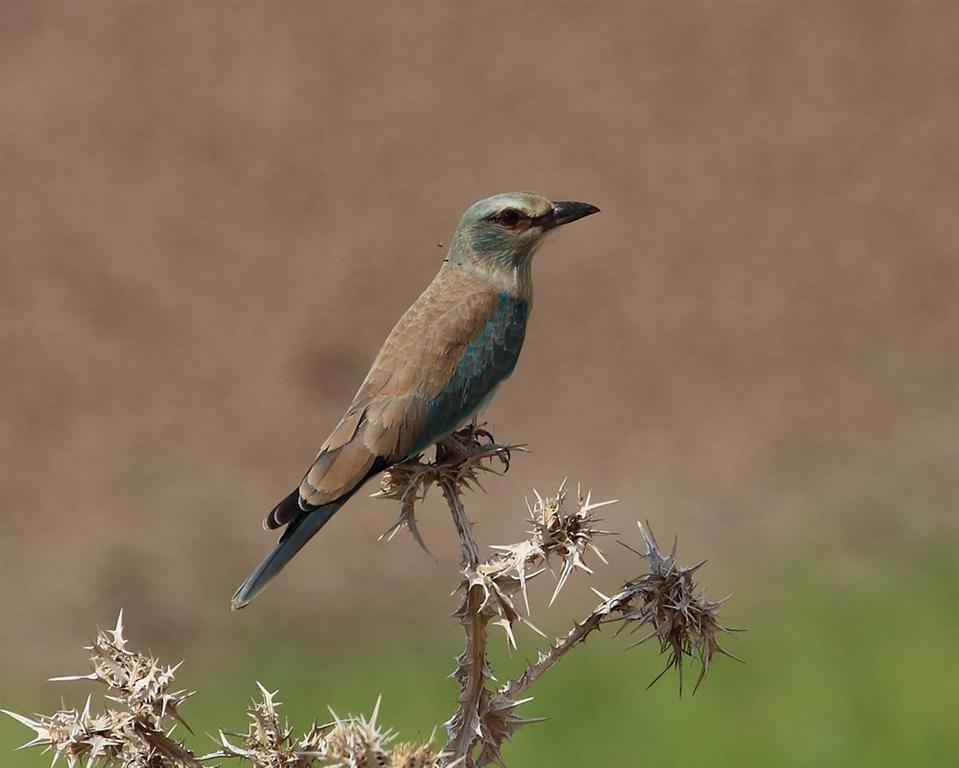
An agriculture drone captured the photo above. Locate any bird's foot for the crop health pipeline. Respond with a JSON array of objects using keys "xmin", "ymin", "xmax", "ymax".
[{"xmin": 436, "ymin": 422, "xmax": 516, "ymax": 473}]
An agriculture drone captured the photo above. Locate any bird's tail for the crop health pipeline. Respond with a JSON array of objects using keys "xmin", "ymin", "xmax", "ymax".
[{"xmin": 231, "ymin": 498, "xmax": 343, "ymax": 609}]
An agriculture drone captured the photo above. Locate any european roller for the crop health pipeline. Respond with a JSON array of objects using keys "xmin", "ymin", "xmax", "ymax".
[{"xmin": 232, "ymin": 192, "xmax": 599, "ymax": 608}]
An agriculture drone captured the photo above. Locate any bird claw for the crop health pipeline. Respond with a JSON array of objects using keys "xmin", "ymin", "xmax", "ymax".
[{"xmin": 437, "ymin": 423, "xmax": 516, "ymax": 473}]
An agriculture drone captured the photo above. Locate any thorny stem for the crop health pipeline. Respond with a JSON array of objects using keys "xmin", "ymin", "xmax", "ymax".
[
  {"xmin": 503, "ymin": 604, "xmax": 609, "ymax": 699},
  {"xmin": 448, "ymin": 593, "xmax": 489, "ymax": 766},
  {"xmin": 441, "ymin": 478, "xmax": 487, "ymax": 767},
  {"xmin": 441, "ymin": 479, "xmax": 479, "ymax": 568}
]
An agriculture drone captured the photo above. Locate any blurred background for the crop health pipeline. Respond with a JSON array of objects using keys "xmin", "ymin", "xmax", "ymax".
[{"xmin": 2, "ymin": 2, "xmax": 957, "ymax": 765}]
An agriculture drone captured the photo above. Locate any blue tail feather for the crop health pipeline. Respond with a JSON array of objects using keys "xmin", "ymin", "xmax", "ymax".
[{"xmin": 231, "ymin": 501, "xmax": 342, "ymax": 609}]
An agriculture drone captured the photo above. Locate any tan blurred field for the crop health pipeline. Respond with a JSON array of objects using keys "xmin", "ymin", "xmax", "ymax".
[{"xmin": 1, "ymin": 4, "xmax": 958, "ymax": 762}]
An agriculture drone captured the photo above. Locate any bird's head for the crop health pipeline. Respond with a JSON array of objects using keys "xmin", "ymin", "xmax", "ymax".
[{"xmin": 448, "ymin": 192, "xmax": 599, "ymax": 276}]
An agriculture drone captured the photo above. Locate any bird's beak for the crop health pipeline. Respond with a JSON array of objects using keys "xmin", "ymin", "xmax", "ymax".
[{"xmin": 544, "ymin": 200, "xmax": 601, "ymax": 229}]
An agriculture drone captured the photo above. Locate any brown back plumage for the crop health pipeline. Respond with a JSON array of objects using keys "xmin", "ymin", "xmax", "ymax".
[{"xmin": 266, "ymin": 266, "xmax": 503, "ymax": 528}]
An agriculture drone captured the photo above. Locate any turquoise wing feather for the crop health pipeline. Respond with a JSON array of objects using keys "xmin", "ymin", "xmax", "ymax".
[{"xmin": 412, "ymin": 292, "xmax": 529, "ymax": 454}]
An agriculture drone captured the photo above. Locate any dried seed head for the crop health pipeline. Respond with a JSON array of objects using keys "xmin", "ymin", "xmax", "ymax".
[
  {"xmin": 210, "ymin": 691, "xmax": 444, "ymax": 768},
  {"xmin": 389, "ymin": 739, "xmax": 440, "ymax": 768},
  {"xmin": 525, "ymin": 481, "xmax": 615, "ymax": 605},
  {"xmin": 469, "ymin": 481, "xmax": 615, "ymax": 648},
  {"xmin": 210, "ymin": 683, "xmax": 319, "ymax": 768},
  {"xmin": 473, "ymin": 693, "xmax": 543, "ymax": 768},
  {"xmin": 610, "ymin": 523, "xmax": 739, "ymax": 693},
  {"xmin": 4, "ymin": 611, "xmax": 198, "ymax": 768},
  {"xmin": 322, "ymin": 696, "xmax": 397, "ymax": 767},
  {"xmin": 373, "ymin": 423, "xmax": 525, "ymax": 554}
]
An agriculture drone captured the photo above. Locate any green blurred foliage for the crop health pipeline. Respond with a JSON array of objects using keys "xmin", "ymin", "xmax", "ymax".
[{"xmin": 4, "ymin": 555, "xmax": 957, "ymax": 767}]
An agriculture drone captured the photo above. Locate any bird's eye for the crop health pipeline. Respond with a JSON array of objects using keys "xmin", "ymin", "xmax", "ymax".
[{"xmin": 492, "ymin": 208, "xmax": 523, "ymax": 227}]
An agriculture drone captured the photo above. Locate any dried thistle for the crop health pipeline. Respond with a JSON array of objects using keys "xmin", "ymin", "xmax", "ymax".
[
  {"xmin": 373, "ymin": 424, "xmax": 524, "ymax": 558},
  {"xmin": 373, "ymin": 426, "xmax": 737, "ymax": 766},
  {"xmin": 493, "ymin": 479, "xmax": 615, "ymax": 611},
  {"xmin": 452, "ymin": 481, "xmax": 615, "ymax": 653},
  {"xmin": 7, "ymin": 426, "xmax": 738, "ymax": 768},
  {"xmin": 5, "ymin": 624, "xmax": 444, "ymax": 768},
  {"xmin": 377, "ymin": 428, "xmax": 614, "ymax": 647},
  {"xmin": 503, "ymin": 522, "xmax": 738, "ymax": 706},
  {"xmin": 206, "ymin": 686, "xmax": 447, "ymax": 768},
  {"xmin": 389, "ymin": 739, "xmax": 442, "ymax": 768},
  {"xmin": 3, "ymin": 611, "xmax": 199, "ymax": 768},
  {"xmin": 613, "ymin": 522, "xmax": 740, "ymax": 693},
  {"xmin": 207, "ymin": 682, "xmax": 325, "ymax": 768}
]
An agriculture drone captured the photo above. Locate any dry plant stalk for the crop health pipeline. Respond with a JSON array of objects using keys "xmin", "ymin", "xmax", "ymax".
[
  {"xmin": 6, "ymin": 424, "xmax": 737, "ymax": 768},
  {"xmin": 379, "ymin": 423, "xmax": 735, "ymax": 766}
]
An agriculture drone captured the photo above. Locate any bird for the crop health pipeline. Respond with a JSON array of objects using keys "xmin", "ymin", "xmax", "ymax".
[{"xmin": 231, "ymin": 192, "xmax": 599, "ymax": 609}]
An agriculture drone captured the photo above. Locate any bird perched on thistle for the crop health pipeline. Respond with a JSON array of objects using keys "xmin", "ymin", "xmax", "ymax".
[{"xmin": 232, "ymin": 192, "xmax": 599, "ymax": 608}]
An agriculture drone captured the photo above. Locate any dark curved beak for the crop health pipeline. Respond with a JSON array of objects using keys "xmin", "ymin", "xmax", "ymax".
[{"xmin": 545, "ymin": 200, "xmax": 601, "ymax": 229}]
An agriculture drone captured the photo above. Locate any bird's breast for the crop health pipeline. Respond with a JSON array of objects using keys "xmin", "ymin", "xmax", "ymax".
[{"xmin": 411, "ymin": 290, "xmax": 529, "ymax": 454}]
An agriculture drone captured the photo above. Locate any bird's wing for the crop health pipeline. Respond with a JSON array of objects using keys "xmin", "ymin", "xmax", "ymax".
[{"xmin": 268, "ymin": 270, "xmax": 528, "ymax": 527}]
